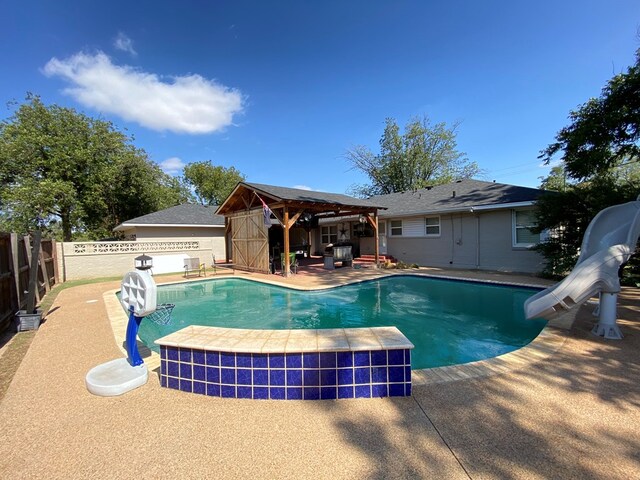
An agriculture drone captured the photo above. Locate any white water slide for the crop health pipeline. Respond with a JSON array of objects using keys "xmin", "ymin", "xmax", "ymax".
[{"xmin": 524, "ymin": 196, "xmax": 640, "ymax": 339}]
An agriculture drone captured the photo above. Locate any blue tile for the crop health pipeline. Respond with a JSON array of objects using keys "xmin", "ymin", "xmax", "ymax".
[
  {"xmin": 160, "ymin": 347, "xmax": 167, "ymax": 360},
  {"xmin": 237, "ymin": 386, "xmax": 252, "ymax": 399},
  {"xmin": 354, "ymin": 351, "xmax": 370, "ymax": 367},
  {"xmin": 354, "ymin": 367, "xmax": 371, "ymax": 384},
  {"xmin": 286, "ymin": 353, "xmax": 302, "ymax": 369},
  {"xmin": 337, "ymin": 352, "xmax": 353, "ymax": 368},
  {"xmin": 321, "ymin": 387, "xmax": 337, "ymax": 400},
  {"xmin": 270, "ymin": 369, "xmax": 285, "ymax": 386},
  {"xmin": 388, "ymin": 349, "xmax": 404, "ymax": 366},
  {"xmin": 161, "ymin": 360, "xmax": 167, "ymax": 375},
  {"xmin": 179, "ymin": 363, "xmax": 192, "ymax": 379},
  {"xmin": 320, "ymin": 352, "xmax": 337, "ymax": 369},
  {"xmin": 405, "ymin": 383, "xmax": 412, "ymax": 396},
  {"xmin": 221, "ymin": 385, "xmax": 236, "ymax": 398},
  {"xmin": 372, "ymin": 384, "xmax": 388, "ymax": 398},
  {"xmin": 236, "ymin": 353, "xmax": 252, "ymax": 368},
  {"xmin": 355, "ymin": 385, "xmax": 371, "ymax": 398},
  {"xmin": 179, "ymin": 379, "xmax": 192, "ymax": 392},
  {"xmin": 303, "ymin": 370, "xmax": 319, "ymax": 386},
  {"xmin": 405, "ymin": 366, "xmax": 412, "ymax": 381},
  {"xmin": 286, "ymin": 369, "xmax": 302, "ymax": 387},
  {"xmin": 303, "ymin": 352, "xmax": 319, "ymax": 368},
  {"xmin": 253, "ymin": 386, "xmax": 269, "ymax": 400},
  {"xmin": 270, "ymin": 387, "xmax": 286, "ymax": 400},
  {"xmin": 167, "ymin": 347, "xmax": 179, "ymax": 361},
  {"xmin": 371, "ymin": 350, "xmax": 387, "ymax": 366},
  {"xmin": 337, "ymin": 368, "xmax": 353, "ymax": 385},
  {"xmin": 320, "ymin": 369, "xmax": 337, "ymax": 386},
  {"xmin": 179, "ymin": 348, "xmax": 192, "ymax": 363},
  {"xmin": 205, "ymin": 351, "xmax": 219, "ymax": 366},
  {"xmin": 193, "ymin": 365, "xmax": 206, "ymax": 382},
  {"xmin": 167, "ymin": 361, "xmax": 179, "ymax": 377},
  {"xmin": 221, "ymin": 368, "xmax": 236, "ymax": 385},
  {"xmin": 206, "ymin": 366, "xmax": 220, "ymax": 384},
  {"xmin": 388, "ymin": 367, "xmax": 404, "ymax": 383},
  {"xmin": 389, "ymin": 384, "xmax": 405, "ymax": 397},
  {"xmin": 220, "ymin": 352, "xmax": 235, "ymax": 367},
  {"xmin": 371, "ymin": 366, "xmax": 388, "ymax": 384},
  {"xmin": 338, "ymin": 386, "xmax": 354, "ymax": 399},
  {"xmin": 237, "ymin": 368, "xmax": 252, "ymax": 385},
  {"xmin": 269, "ymin": 354, "xmax": 285, "ymax": 369},
  {"xmin": 253, "ymin": 354, "xmax": 268, "ymax": 369},
  {"xmin": 286, "ymin": 387, "xmax": 303, "ymax": 400},
  {"xmin": 160, "ymin": 375, "xmax": 167, "ymax": 387},
  {"xmin": 304, "ymin": 387, "xmax": 320, "ymax": 400},
  {"xmin": 193, "ymin": 381, "xmax": 206, "ymax": 395},
  {"xmin": 206, "ymin": 383, "xmax": 220, "ymax": 397},
  {"xmin": 192, "ymin": 349, "xmax": 205, "ymax": 365},
  {"xmin": 253, "ymin": 369, "xmax": 268, "ymax": 386},
  {"xmin": 168, "ymin": 377, "xmax": 179, "ymax": 389},
  {"xmin": 404, "ymin": 349, "xmax": 411, "ymax": 364}
]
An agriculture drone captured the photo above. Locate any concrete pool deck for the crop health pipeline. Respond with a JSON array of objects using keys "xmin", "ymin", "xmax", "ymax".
[{"xmin": 1, "ymin": 268, "xmax": 639, "ymax": 479}]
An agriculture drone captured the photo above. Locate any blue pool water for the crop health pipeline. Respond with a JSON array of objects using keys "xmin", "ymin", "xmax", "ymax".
[{"xmin": 135, "ymin": 276, "xmax": 546, "ymax": 370}]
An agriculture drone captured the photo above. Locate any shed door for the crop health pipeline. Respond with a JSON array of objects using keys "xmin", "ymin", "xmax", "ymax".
[{"xmin": 229, "ymin": 209, "xmax": 269, "ymax": 273}]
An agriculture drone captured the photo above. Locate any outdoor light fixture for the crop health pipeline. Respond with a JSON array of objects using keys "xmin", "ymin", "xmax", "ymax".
[{"xmin": 135, "ymin": 253, "xmax": 153, "ymax": 271}]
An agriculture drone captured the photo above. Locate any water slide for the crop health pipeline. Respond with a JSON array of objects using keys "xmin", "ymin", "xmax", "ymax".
[{"xmin": 524, "ymin": 196, "xmax": 640, "ymax": 338}]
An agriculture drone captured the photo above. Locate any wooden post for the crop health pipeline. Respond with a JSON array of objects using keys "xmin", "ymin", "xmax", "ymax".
[
  {"xmin": 51, "ymin": 240, "xmax": 60, "ymax": 285},
  {"xmin": 283, "ymin": 207, "xmax": 290, "ymax": 277},
  {"xmin": 225, "ymin": 217, "xmax": 231, "ymax": 263},
  {"xmin": 25, "ymin": 231, "xmax": 42, "ymax": 314},
  {"xmin": 373, "ymin": 211, "xmax": 380, "ymax": 268},
  {"xmin": 39, "ymin": 239, "xmax": 50, "ymax": 294},
  {"xmin": 10, "ymin": 233, "xmax": 20, "ymax": 311}
]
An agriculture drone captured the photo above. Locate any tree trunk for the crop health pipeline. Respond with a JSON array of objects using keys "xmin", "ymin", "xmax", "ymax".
[{"xmin": 61, "ymin": 211, "xmax": 72, "ymax": 242}]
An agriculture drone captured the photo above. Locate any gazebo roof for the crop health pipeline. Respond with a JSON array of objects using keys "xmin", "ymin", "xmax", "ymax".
[{"xmin": 217, "ymin": 182, "xmax": 386, "ymax": 217}]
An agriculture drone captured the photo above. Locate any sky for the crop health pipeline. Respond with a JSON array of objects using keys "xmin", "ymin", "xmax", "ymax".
[{"xmin": 2, "ymin": 1, "xmax": 639, "ymax": 194}]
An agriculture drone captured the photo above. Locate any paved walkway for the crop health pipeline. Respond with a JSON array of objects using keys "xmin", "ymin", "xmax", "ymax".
[{"xmin": 0, "ymin": 269, "xmax": 638, "ymax": 479}]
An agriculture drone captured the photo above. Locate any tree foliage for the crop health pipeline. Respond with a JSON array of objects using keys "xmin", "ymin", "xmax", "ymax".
[
  {"xmin": 540, "ymin": 48, "xmax": 640, "ymax": 180},
  {"xmin": 183, "ymin": 161, "xmax": 245, "ymax": 205},
  {"xmin": 0, "ymin": 94, "xmax": 191, "ymax": 240},
  {"xmin": 346, "ymin": 116, "xmax": 480, "ymax": 197}
]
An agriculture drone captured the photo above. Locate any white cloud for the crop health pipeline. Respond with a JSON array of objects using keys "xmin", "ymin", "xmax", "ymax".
[
  {"xmin": 43, "ymin": 52, "xmax": 244, "ymax": 134},
  {"xmin": 292, "ymin": 185, "xmax": 313, "ymax": 191},
  {"xmin": 160, "ymin": 157, "xmax": 185, "ymax": 174},
  {"xmin": 113, "ymin": 32, "xmax": 137, "ymax": 56}
]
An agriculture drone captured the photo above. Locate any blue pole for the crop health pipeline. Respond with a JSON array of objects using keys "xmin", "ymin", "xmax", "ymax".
[{"xmin": 125, "ymin": 306, "xmax": 144, "ymax": 366}]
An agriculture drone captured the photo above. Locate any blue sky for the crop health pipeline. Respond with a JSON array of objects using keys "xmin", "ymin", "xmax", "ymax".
[{"xmin": 2, "ymin": 1, "xmax": 639, "ymax": 193}]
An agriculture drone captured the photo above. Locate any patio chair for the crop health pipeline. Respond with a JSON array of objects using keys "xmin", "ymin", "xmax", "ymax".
[
  {"xmin": 211, "ymin": 255, "xmax": 235, "ymax": 275},
  {"xmin": 184, "ymin": 257, "xmax": 206, "ymax": 277},
  {"xmin": 281, "ymin": 252, "xmax": 298, "ymax": 275}
]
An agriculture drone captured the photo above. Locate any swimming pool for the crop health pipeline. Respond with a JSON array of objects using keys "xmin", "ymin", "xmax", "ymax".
[{"xmin": 136, "ymin": 275, "xmax": 546, "ymax": 370}]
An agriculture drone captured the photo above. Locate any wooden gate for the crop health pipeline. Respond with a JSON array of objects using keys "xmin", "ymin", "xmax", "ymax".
[{"xmin": 228, "ymin": 209, "xmax": 269, "ymax": 273}]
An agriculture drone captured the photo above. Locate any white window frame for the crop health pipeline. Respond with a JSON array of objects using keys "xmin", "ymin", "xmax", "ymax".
[
  {"xmin": 390, "ymin": 220, "xmax": 403, "ymax": 236},
  {"xmin": 512, "ymin": 210, "xmax": 540, "ymax": 248},
  {"xmin": 321, "ymin": 225, "xmax": 338, "ymax": 244},
  {"xmin": 425, "ymin": 216, "xmax": 441, "ymax": 237}
]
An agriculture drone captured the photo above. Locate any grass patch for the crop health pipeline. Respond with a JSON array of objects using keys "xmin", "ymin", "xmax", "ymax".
[{"xmin": 0, "ymin": 331, "xmax": 37, "ymax": 400}]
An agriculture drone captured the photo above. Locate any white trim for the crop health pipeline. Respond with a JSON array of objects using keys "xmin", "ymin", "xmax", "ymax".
[
  {"xmin": 114, "ymin": 223, "xmax": 224, "ymax": 231},
  {"xmin": 473, "ymin": 201, "xmax": 536, "ymax": 212}
]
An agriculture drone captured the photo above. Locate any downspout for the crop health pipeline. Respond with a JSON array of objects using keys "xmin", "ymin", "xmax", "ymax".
[{"xmin": 473, "ymin": 208, "xmax": 480, "ymax": 270}]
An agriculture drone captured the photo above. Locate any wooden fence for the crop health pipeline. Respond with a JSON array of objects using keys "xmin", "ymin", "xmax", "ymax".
[{"xmin": 0, "ymin": 233, "xmax": 58, "ymax": 333}]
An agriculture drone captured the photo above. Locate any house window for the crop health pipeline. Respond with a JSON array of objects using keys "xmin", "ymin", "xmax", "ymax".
[
  {"xmin": 513, "ymin": 210, "xmax": 540, "ymax": 247},
  {"xmin": 425, "ymin": 216, "xmax": 440, "ymax": 236},
  {"xmin": 390, "ymin": 220, "xmax": 403, "ymax": 236},
  {"xmin": 321, "ymin": 225, "xmax": 338, "ymax": 244}
]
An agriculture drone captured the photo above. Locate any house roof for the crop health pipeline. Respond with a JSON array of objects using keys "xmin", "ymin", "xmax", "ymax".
[
  {"xmin": 217, "ymin": 182, "xmax": 386, "ymax": 216},
  {"xmin": 370, "ymin": 179, "xmax": 546, "ymax": 218},
  {"xmin": 113, "ymin": 204, "xmax": 225, "ymax": 231}
]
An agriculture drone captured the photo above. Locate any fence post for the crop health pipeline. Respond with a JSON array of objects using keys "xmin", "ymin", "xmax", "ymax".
[
  {"xmin": 10, "ymin": 233, "xmax": 21, "ymax": 311},
  {"xmin": 38, "ymin": 239, "xmax": 50, "ymax": 294}
]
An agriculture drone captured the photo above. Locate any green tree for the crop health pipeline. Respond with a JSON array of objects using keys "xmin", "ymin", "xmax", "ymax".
[
  {"xmin": 540, "ymin": 48, "xmax": 640, "ymax": 179},
  {"xmin": 183, "ymin": 161, "xmax": 245, "ymax": 205},
  {"xmin": 346, "ymin": 116, "xmax": 480, "ymax": 197},
  {"xmin": 539, "ymin": 164, "xmax": 570, "ymax": 192},
  {"xmin": 0, "ymin": 94, "xmax": 190, "ymax": 240}
]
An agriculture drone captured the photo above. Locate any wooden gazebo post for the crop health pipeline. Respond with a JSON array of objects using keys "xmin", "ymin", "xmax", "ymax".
[
  {"xmin": 373, "ymin": 211, "xmax": 379, "ymax": 267},
  {"xmin": 283, "ymin": 206, "xmax": 290, "ymax": 277}
]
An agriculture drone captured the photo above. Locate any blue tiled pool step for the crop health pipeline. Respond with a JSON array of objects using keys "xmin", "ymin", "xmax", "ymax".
[{"xmin": 156, "ymin": 326, "xmax": 413, "ymax": 400}]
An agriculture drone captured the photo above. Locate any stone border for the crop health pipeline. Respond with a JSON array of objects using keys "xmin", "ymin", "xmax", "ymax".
[{"xmin": 103, "ymin": 271, "xmax": 567, "ymax": 386}]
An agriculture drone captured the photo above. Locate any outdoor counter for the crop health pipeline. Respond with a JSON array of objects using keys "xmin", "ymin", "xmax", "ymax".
[{"xmin": 156, "ymin": 326, "xmax": 414, "ymax": 400}]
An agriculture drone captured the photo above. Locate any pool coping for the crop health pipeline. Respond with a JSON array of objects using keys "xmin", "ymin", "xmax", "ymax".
[{"xmin": 102, "ymin": 271, "xmax": 569, "ymax": 386}]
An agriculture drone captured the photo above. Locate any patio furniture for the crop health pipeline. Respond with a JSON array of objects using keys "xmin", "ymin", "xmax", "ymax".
[
  {"xmin": 324, "ymin": 245, "xmax": 353, "ymax": 269},
  {"xmin": 281, "ymin": 252, "xmax": 298, "ymax": 275},
  {"xmin": 211, "ymin": 255, "xmax": 235, "ymax": 275},
  {"xmin": 184, "ymin": 257, "xmax": 206, "ymax": 277}
]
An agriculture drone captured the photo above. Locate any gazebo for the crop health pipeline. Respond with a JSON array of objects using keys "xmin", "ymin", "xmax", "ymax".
[{"xmin": 216, "ymin": 182, "xmax": 387, "ymax": 276}]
